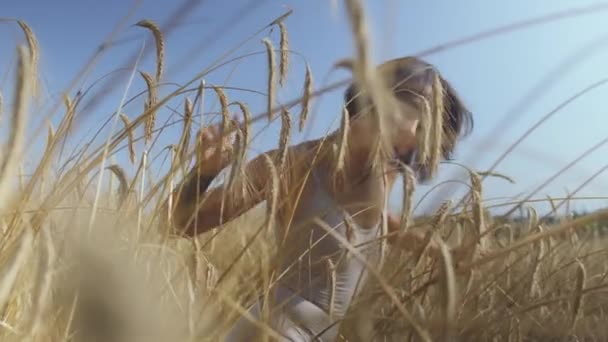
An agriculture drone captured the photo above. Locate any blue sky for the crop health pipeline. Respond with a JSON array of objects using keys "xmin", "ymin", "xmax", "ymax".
[{"xmin": 2, "ymin": 0, "xmax": 608, "ymax": 216}]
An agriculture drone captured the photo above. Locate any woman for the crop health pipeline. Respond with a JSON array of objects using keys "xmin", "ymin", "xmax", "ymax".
[{"xmin": 170, "ymin": 56, "xmax": 473, "ymax": 341}]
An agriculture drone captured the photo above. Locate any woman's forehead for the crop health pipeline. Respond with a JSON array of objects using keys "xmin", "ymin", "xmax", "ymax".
[{"xmin": 377, "ymin": 57, "xmax": 435, "ymax": 94}]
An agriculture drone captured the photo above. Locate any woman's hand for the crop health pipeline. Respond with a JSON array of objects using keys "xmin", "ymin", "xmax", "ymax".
[{"xmin": 195, "ymin": 118, "xmax": 238, "ymax": 177}]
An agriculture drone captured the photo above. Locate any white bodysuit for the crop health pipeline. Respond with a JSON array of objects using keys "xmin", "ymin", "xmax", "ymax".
[{"xmin": 214, "ymin": 167, "xmax": 387, "ymax": 341}]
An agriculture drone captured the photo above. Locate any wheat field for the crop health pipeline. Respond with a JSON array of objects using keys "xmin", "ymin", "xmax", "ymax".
[{"xmin": 1, "ymin": 2, "xmax": 608, "ymax": 342}]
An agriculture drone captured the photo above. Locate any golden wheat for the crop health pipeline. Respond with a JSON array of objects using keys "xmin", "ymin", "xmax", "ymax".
[
  {"xmin": 212, "ymin": 85, "xmax": 230, "ymax": 163},
  {"xmin": 298, "ymin": 64, "xmax": 313, "ymax": 132},
  {"xmin": 106, "ymin": 164, "xmax": 129, "ymax": 205},
  {"xmin": 0, "ymin": 46, "xmax": 32, "ymax": 210},
  {"xmin": 334, "ymin": 106, "xmax": 350, "ymax": 180},
  {"xmin": 262, "ymin": 38, "xmax": 277, "ymax": 122},
  {"xmin": 1, "ymin": 6, "xmax": 608, "ymax": 342},
  {"xmin": 428, "ymin": 73, "xmax": 445, "ymax": 178},
  {"xmin": 277, "ymin": 21, "xmax": 290, "ymax": 86},
  {"xmin": 400, "ymin": 163, "xmax": 416, "ymax": 231},
  {"xmin": 135, "ymin": 19, "xmax": 165, "ymax": 82},
  {"xmin": 180, "ymin": 98, "xmax": 193, "ymax": 161},
  {"xmin": 16, "ymin": 21, "xmax": 39, "ymax": 99},
  {"xmin": 140, "ymin": 71, "xmax": 158, "ymax": 144},
  {"xmin": 277, "ymin": 107, "xmax": 291, "ymax": 174},
  {"xmin": 119, "ymin": 113, "xmax": 137, "ymax": 165}
]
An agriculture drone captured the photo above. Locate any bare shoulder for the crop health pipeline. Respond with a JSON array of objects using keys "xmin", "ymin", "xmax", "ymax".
[{"xmin": 286, "ymin": 137, "xmax": 334, "ymax": 175}]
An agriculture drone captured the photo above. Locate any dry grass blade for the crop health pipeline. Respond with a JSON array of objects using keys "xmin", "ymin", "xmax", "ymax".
[
  {"xmin": 334, "ymin": 106, "xmax": 349, "ymax": 178},
  {"xmin": 0, "ymin": 229, "xmax": 33, "ymax": 312},
  {"xmin": 228, "ymin": 101, "xmax": 251, "ymax": 195},
  {"xmin": 17, "ymin": 21, "xmax": 39, "ymax": 98},
  {"xmin": 262, "ymin": 38, "xmax": 276, "ymax": 121},
  {"xmin": 25, "ymin": 224, "xmax": 55, "ymax": 339},
  {"xmin": 333, "ymin": 58, "xmax": 354, "ymax": 71},
  {"xmin": 326, "ymin": 259, "xmax": 337, "ymax": 320},
  {"xmin": 299, "ymin": 63, "xmax": 313, "ymax": 132},
  {"xmin": 432, "ymin": 200, "xmax": 451, "ymax": 229},
  {"xmin": 461, "ymin": 207, "xmax": 608, "ymax": 273},
  {"xmin": 470, "ymin": 171, "xmax": 485, "ymax": 249},
  {"xmin": 45, "ymin": 121, "xmax": 55, "ymax": 153},
  {"xmin": 344, "ymin": 0, "xmax": 395, "ymax": 158},
  {"xmin": 119, "ymin": 113, "xmax": 137, "ymax": 164},
  {"xmin": 546, "ymin": 195, "xmax": 558, "ymax": 215},
  {"xmin": 106, "ymin": 164, "xmax": 129, "ymax": 205},
  {"xmin": 227, "ymin": 125, "xmax": 244, "ymax": 192},
  {"xmin": 278, "ymin": 21, "xmax": 289, "ymax": 86},
  {"xmin": 571, "ymin": 259, "xmax": 586, "ymax": 332},
  {"xmin": 278, "ymin": 107, "xmax": 291, "ymax": 174},
  {"xmin": 477, "ymin": 170, "xmax": 515, "ymax": 184},
  {"xmin": 262, "ymin": 153, "xmax": 279, "ymax": 234},
  {"xmin": 528, "ymin": 225, "xmax": 545, "ymax": 301},
  {"xmin": 526, "ymin": 206, "xmax": 538, "ymax": 233},
  {"xmin": 180, "ymin": 98, "xmax": 193, "ymax": 160},
  {"xmin": 435, "ymin": 236, "xmax": 457, "ymax": 341},
  {"xmin": 415, "ymin": 94, "xmax": 432, "ymax": 169},
  {"xmin": 428, "ymin": 74, "xmax": 445, "ymax": 178},
  {"xmin": 0, "ymin": 45, "xmax": 32, "ymax": 210},
  {"xmin": 400, "ymin": 163, "xmax": 416, "ymax": 231},
  {"xmin": 269, "ymin": 8, "xmax": 294, "ymax": 26},
  {"xmin": 212, "ymin": 85, "xmax": 230, "ymax": 158},
  {"xmin": 140, "ymin": 71, "xmax": 158, "ymax": 144},
  {"xmin": 135, "ymin": 19, "xmax": 165, "ymax": 82},
  {"xmin": 233, "ymin": 101, "xmax": 251, "ymax": 151}
]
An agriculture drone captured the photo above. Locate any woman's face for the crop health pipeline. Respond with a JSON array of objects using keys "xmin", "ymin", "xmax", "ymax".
[
  {"xmin": 348, "ymin": 94, "xmax": 423, "ymax": 166},
  {"xmin": 356, "ymin": 76, "xmax": 432, "ymax": 163},
  {"xmin": 346, "ymin": 56, "xmax": 472, "ymax": 179}
]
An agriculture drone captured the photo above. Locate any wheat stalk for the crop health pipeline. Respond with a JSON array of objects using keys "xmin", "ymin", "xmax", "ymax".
[
  {"xmin": 262, "ymin": 38, "xmax": 277, "ymax": 121},
  {"xmin": 278, "ymin": 21, "xmax": 290, "ymax": 86},
  {"xmin": 140, "ymin": 71, "xmax": 158, "ymax": 144},
  {"xmin": 345, "ymin": 0, "xmax": 396, "ymax": 161},
  {"xmin": 180, "ymin": 97, "xmax": 193, "ymax": 160},
  {"xmin": 333, "ymin": 106, "xmax": 350, "ymax": 177},
  {"xmin": 233, "ymin": 101, "xmax": 251, "ymax": 153},
  {"xmin": 571, "ymin": 259, "xmax": 587, "ymax": 332},
  {"xmin": 432, "ymin": 200, "xmax": 452, "ymax": 229},
  {"xmin": 435, "ymin": 236, "xmax": 457, "ymax": 341},
  {"xmin": 298, "ymin": 64, "xmax": 313, "ymax": 132},
  {"xmin": 25, "ymin": 224, "xmax": 55, "ymax": 339},
  {"xmin": 415, "ymin": 94, "xmax": 432, "ymax": 170},
  {"xmin": 262, "ymin": 153, "xmax": 279, "ymax": 234},
  {"xmin": 119, "ymin": 113, "xmax": 137, "ymax": 165},
  {"xmin": 17, "ymin": 21, "xmax": 39, "ymax": 99},
  {"xmin": 106, "ymin": 164, "xmax": 129, "ymax": 206},
  {"xmin": 428, "ymin": 73, "xmax": 445, "ymax": 178},
  {"xmin": 227, "ymin": 124, "xmax": 244, "ymax": 193},
  {"xmin": 400, "ymin": 163, "xmax": 416, "ymax": 231},
  {"xmin": 45, "ymin": 120, "xmax": 55, "ymax": 155},
  {"xmin": 0, "ymin": 229, "xmax": 33, "ymax": 313},
  {"xmin": 470, "ymin": 171, "xmax": 485, "ymax": 250},
  {"xmin": 212, "ymin": 85, "xmax": 230, "ymax": 163},
  {"xmin": 278, "ymin": 107, "xmax": 292, "ymax": 174},
  {"xmin": 326, "ymin": 258, "xmax": 337, "ymax": 321},
  {"xmin": 135, "ymin": 19, "xmax": 165, "ymax": 82},
  {"xmin": 0, "ymin": 46, "xmax": 32, "ymax": 210}
]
